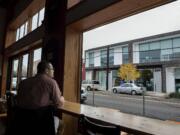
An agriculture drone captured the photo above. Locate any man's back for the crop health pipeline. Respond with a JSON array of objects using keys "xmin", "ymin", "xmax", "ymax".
[{"xmin": 17, "ymin": 74, "xmax": 61, "ymax": 109}]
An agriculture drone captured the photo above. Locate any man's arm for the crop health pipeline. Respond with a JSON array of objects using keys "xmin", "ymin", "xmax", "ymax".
[{"xmin": 52, "ymin": 80, "xmax": 65, "ymax": 107}]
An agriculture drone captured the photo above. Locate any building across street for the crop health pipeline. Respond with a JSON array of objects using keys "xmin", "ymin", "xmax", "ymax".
[{"xmin": 84, "ymin": 30, "xmax": 180, "ymax": 93}]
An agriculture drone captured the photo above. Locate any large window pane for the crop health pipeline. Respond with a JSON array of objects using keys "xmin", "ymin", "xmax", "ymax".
[
  {"xmin": 122, "ymin": 46, "xmax": 129, "ymax": 64},
  {"xmin": 149, "ymin": 42, "xmax": 160, "ymax": 50},
  {"xmin": 19, "ymin": 24, "xmax": 25, "ymax": 39},
  {"xmin": 101, "ymin": 50, "xmax": 107, "ymax": 67},
  {"xmin": 173, "ymin": 37, "xmax": 180, "ymax": 48},
  {"xmin": 89, "ymin": 52, "xmax": 94, "ymax": 67},
  {"xmin": 149, "ymin": 50, "xmax": 160, "ymax": 62},
  {"xmin": 139, "ymin": 43, "xmax": 149, "ymax": 51},
  {"xmin": 38, "ymin": 8, "xmax": 45, "ymax": 26},
  {"xmin": 21, "ymin": 54, "xmax": 29, "ymax": 80},
  {"xmin": 24, "ymin": 21, "xmax": 28, "ymax": 35},
  {"xmin": 12, "ymin": 59, "xmax": 19, "ymax": 90},
  {"xmin": 109, "ymin": 48, "xmax": 114, "ymax": 66},
  {"xmin": 16, "ymin": 28, "xmax": 20, "ymax": 41},
  {"xmin": 32, "ymin": 48, "xmax": 42, "ymax": 76},
  {"xmin": 161, "ymin": 39, "xmax": 172, "ymax": 49},
  {"xmin": 161, "ymin": 49, "xmax": 173, "ymax": 61},
  {"xmin": 140, "ymin": 51, "xmax": 149, "ymax": 63},
  {"xmin": 31, "ymin": 13, "xmax": 38, "ymax": 31}
]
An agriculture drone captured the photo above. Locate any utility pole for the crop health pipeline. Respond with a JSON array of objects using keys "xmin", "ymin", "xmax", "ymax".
[{"xmin": 106, "ymin": 46, "xmax": 109, "ymax": 91}]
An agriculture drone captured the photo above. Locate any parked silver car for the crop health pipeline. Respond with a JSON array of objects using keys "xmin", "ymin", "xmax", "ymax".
[{"xmin": 112, "ymin": 83, "xmax": 143, "ymax": 95}]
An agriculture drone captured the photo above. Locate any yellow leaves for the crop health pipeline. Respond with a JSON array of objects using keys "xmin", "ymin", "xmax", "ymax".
[{"xmin": 118, "ymin": 64, "xmax": 140, "ymax": 81}]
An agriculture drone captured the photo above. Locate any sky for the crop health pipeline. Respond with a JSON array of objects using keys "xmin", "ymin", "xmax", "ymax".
[{"xmin": 83, "ymin": 0, "xmax": 180, "ymax": 56}]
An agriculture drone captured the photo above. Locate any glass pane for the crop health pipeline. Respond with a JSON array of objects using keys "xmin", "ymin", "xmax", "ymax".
[
  {"xmin": 24, "ymin": 21, "xmax": 28, "ymax": 35},
  {"xmin": 173, "ymin": 37, "xmax": 180, "ymax": 48},
  {"xmin": 122, "ymin": 46, "xmax": 128, "ymax": 64},
  {"xmin": 19, "ymin": 24, "xmax": 25, "ymax": 39},
  {"xmin": 139, "ymin": 43, "xmax": 149, "ymax": 51},
  {"xmin": 149, "ymin": 50, "xmax": 160, "ymax": 62},
  {"xmin": 21, "ymin": 54, "xmax": 29, "ymax": 80},
  {"xmin": 16, "ymin": 28, "xmax": 20, "ymax": 41},
  {"xmin": 31, "ymin": 13, "xmax": 38, "ymax": 31},
  {"xmin": 161, "ymin": 39, "xmax": 172, "ymax": 49},
  {"xmin": 161, "ymin": 49, "xmax": 173, "ymax": 61},
  {"xmin": 12, "ymin": 59, "xmax": 19, "ymax": 90},
  {"xmin": 140, "ymin": 51, "xmax": 150, "ymax": 63},
  {"xmin": 149, "ymin": 42, "xmax": 160, "ymax": 50},
  {"xmin": 109, "ymin": 48, "xmax": 114, "ymax": 65},
  {"xmin": 101, "ymin": 50, "xmax": 107, "ymax": 66},
  {"xmin": 89, "ymin": 52, "xmax": 94, "ymax": 67},
  {"xmin": 38, "ymin": 8, "xmax": 45, "ymax": 26},
  {"xmin": 33, "ymin": 48, "xmax": 42, "ymax": 76}
]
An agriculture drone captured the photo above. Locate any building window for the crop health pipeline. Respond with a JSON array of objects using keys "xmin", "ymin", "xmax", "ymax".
[
  {"xmin": 10, "ymin": 48, "xmax": 42, "ymax": 90},
  {"xmin": 122, "ymin": 46, "xmax": 129, "ymax": 64},
  {"xmin": 16, "ymin": 21, "xmax": 28, "ymax": 41},
  {"xmin": 139, "ymin": 37, "xmax": 180, "ymax": 63},
  {"xmin": 11, "ymin": 59, "xmax": 19, "ymax": 90},
  {"xmin": 109, "ymin": 48, "xmax": 114, "ymax": 66},
  {"xmin": 21, "ymin": 54, "xmax": 29, "ymax": 80},
  {"xmin": 89, "ymin": 52, "xmax": 94, "ymax": 67},
  {"xmin": 101, "ymin": 50, "xmax": 107, "ymax": 67},
  {"xmin": 32, "ymin": 48, "xmax": 42, "ymax": 76},
  {"xmin": 173, "ymin": 38, "xmax": 180, "ymax": 60},
  {"xmin": 160, "ymin": 39, "xmax": 172, "ymax": 61},
  {"xmin": 31, "ymin": 8, "xmax": 45, "ymax": 31}
]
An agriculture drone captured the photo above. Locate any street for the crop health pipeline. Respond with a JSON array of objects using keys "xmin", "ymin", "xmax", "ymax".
[{"xmin": 84, "ymin": 91, "xmax": 180, "ymax": 122}]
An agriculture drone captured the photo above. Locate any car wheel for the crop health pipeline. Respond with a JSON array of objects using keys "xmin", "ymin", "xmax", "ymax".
[
  {"xmin": 131, "ymin": 90, "xmax": 136, "ymax": 95},
  {"xmin": 113, "ymin": 88, "xmax": 117, "ymax": 93},
  {"xmin": 87, "ymin": 86, "xmax": 91, "ymax": 91}
]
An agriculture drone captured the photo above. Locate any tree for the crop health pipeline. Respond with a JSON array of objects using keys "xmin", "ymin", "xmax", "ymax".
[{"xmin": 118, "ymin": 64, "xmax": 140, "ymax": 82}]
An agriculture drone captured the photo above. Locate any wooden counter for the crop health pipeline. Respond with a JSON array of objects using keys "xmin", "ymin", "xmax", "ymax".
[{"xmin": 58, "ymin": 101, "xmax": 180, "ymax": 135}]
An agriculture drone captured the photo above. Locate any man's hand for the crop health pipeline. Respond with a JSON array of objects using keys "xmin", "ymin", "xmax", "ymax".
[{"xmin": 59, "ymin": 96, "xmax": 65, "ymax": 107}]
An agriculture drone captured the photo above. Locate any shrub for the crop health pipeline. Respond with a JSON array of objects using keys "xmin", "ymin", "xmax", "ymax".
[{"xmin": 169, "ymin": 92, "xmax": 180, "ymax": 99}]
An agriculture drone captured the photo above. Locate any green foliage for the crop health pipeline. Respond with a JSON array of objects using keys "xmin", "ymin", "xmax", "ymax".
[{"xmin": 169, "ymin": 92, "xmax": 180, "ymax": 99}]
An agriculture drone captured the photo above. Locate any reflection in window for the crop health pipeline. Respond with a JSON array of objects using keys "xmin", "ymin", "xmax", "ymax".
[
  {"xmin": 12, "ymin": 60, "xmax": 19, "ymax": 90},
  {"xmin": 33, "ymin": 48, "xmax": 42, "ymax": 76},
  {"xmin": 21, "ymin": 54, "xmax": 29, "ymax": 80}
]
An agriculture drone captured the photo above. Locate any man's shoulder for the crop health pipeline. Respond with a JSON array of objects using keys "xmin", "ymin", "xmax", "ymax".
[{"xmin": 40, "ymin": 74, "xmax": 57, "ymax": 85}]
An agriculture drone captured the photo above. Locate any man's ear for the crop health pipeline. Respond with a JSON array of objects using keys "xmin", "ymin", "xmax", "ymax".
[{"xmin": 45, "ymin": 68, "xmax": 49, "ymax": 74}]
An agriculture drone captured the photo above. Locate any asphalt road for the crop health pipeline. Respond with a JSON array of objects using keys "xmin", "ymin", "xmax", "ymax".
[{"xmin": 83, "ymin": 92, "xmax": 180, "ymax": 121}]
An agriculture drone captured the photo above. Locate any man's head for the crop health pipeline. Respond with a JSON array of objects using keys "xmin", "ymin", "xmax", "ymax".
[{"xmin": 37, "ymin": 61, "xmax": 54, "ymax": 78}]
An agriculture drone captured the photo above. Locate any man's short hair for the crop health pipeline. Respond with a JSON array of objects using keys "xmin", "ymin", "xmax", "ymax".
[{"xmin": 37, "ymin": 61, "xmax": 50, "ymax": 74}]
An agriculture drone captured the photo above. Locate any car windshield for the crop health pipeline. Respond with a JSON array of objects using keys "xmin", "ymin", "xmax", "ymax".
[{"xmin": 93, "ymin": 81, "xmax": 100, "ymax": 84}]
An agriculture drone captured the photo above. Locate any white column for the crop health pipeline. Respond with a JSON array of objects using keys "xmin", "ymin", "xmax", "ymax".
[
  {"xmin": 166, "ymin": 67, "xmax": 175, "ymax": 93},
  {"xmin": 133, "ymin": 43, "xmax": 139, "ymax": 63},
  {"xmin": 94, "ymin": 50, "xmax": 100, "ymax": 67},
  {"xmin": 114, "ymin": 47, "xmax": 122, "ymax": 65}
]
